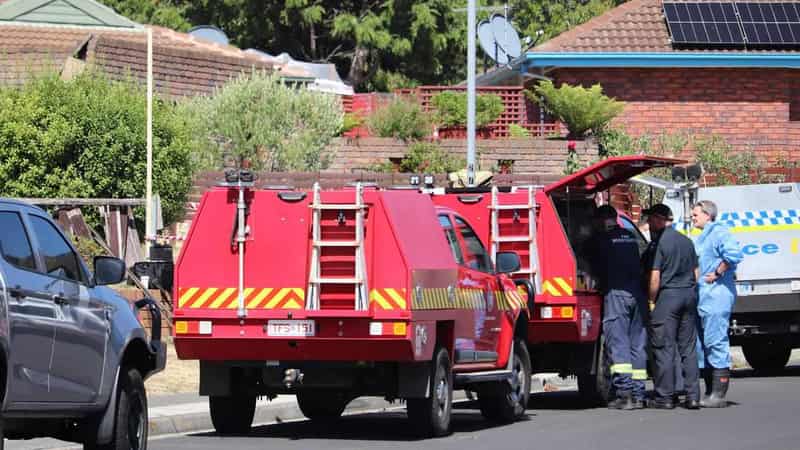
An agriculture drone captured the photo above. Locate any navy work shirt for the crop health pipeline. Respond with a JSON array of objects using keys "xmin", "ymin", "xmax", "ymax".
[
  {"xmin": 648, "ymin": 227, "xmax": 698, "ymax": 290},
  {"xmin": 588, "ymin": 226, "xmax": 643, "ymax": 294}
]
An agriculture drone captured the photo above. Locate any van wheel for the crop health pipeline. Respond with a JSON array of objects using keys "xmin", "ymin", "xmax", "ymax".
[
  {"xmin": 209, "ymin": 395, "xmax": 256, "ymax": 435},
  {"xmin": 296, "ymin": 391, "xmax": 350, "ymax": 421},
  {"xmin": 479, "ymin": 338, "xmax": 531, "ymax": 423},
  {"xmin": 84, "ymin": 368, "xmax": 147, "ymax": 450},
  {"xmin": 743, "ymin": 342, "xmax": 791, "ymax": 373},
  {"xmin": 578, "ymin": 335, "xmax": 609, "ymax": 406},
  {"xmin": 407, "ymin": 347, "xmax": 452, "ymax": 437}
]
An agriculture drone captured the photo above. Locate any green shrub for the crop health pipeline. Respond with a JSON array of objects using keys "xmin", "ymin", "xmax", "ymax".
[
  {"xmin": 508, "ymin": 123, "xmax": 530, "ymax": 138},
  {"xmin": 185, "ymin": 71, "xmax": 343, "ymax": 171},
  {"xmin": 398, "ymin": 141, "xmax": 464, "ymax": 173},
  {"xmin": 694, "ymin": 135, "xmax": 768, "ymax": 185},
  {"xmin": 0, "ymin": 70, "xmax": 195, "ymax": 226},
  {"xmin": 528, "ymin": 81, "xmax": 624, "ymax": 137},
  {"xmin": 367, "ymin": 96, "xmax": 432, "ymax": 141},
  {"xmin": 430, "ymin": 91, "xmax": 504, "ymax": 128},
  {"xmin": 340, "ymin": 112, "xmax": 365, "ymax": 135}
]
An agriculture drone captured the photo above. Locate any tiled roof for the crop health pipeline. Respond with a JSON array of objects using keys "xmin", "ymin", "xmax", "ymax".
[
  {"xmin": 0, "ymin": 23, "xmax": 311, "ymax": 96},
  {"xmin": 534, "ymin": 0, "xmax": 800, "ymax": 53}
]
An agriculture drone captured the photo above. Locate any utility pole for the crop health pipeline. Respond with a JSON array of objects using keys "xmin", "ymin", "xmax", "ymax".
[
  {"xmin": 145, "ymin": 26, "xmax": 154, "ymax": 258},
  {"xmin": 466, "ymin": 0, "xmax": 477, "ymax": 187}
]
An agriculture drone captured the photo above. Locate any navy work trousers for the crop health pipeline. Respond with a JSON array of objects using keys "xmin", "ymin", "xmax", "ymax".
[
  {"xmin": 603, "ymin": 289, "xmax": 648, "ymax": 400},
  {"xmin": 650, "ymin": 287, "xmax": 700, "ymax": 402}
]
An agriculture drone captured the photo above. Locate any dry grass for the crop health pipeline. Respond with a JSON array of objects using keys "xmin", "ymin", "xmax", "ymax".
[{"xmin": 145, "ymin": 340, "xmax": 199, "ymax": 395}]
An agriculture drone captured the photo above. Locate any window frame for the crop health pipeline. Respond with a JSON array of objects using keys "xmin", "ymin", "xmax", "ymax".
[
  {"xmin": 0, "ymin": 210, "xmax": 40, "ymax": 273},
  {"xmin": 27, "ymin": 213, "xmax": 91, "ymax": 285}
]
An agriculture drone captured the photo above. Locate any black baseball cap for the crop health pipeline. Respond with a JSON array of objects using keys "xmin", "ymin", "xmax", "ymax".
[{"xmin": 643, "ymin": 203, "xmax": 673, "ymax": 220}]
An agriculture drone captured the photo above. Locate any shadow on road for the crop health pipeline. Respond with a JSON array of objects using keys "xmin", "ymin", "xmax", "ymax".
[{"xmin": 190, "ymin": 408, "xmax": 526, "ymax": 442}]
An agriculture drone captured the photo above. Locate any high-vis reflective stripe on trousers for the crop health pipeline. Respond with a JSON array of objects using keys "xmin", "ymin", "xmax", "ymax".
[
  {"xmin": 632, "ymin": 369, "xmax": 648, "ymax": 380},
  {"xmin": 610, "ymin": 363, "xmax": 633, "ymax": 375}
]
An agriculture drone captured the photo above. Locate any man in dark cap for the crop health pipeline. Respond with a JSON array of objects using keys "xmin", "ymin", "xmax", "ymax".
[
  {"xmin": 643, "ymin": 204, "xmax": 701, "ymax": 409},
  {"xmin": 588, "ymin": 204, "xmax": 648, "ymax": 410}
]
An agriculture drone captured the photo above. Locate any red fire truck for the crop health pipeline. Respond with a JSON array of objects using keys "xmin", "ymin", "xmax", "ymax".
[
  {"xmin": 173, "ymin": 155, "xmax": 681, "ymax": 437},
  {"xmin": 173, "ymin": 177, "xmax": 533, "ymax": 437},
  {"xmin": 433, "ymin": 155, "xmax": 683, "ymax": 404}
]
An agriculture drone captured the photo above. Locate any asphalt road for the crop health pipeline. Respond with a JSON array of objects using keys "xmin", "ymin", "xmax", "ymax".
[{"xmin": 141, "ymin": 367, "xmax": 800, "ymax": 450}]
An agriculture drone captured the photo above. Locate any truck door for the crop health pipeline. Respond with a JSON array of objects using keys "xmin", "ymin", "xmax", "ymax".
[
  {"xmin": 0, "ymin": 210, "xmax": 56, "ymax": 403},
  {"xmin": 27, "ymin": 214, "xmax": 108, "ymax": 403},
  {"xmin": 453, "ymin": 216, "xmax": 502, "ymax": 362}
]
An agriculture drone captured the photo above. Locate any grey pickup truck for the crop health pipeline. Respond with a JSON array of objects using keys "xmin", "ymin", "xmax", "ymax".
[{"xmin": 0, "ymin": 199, "xmax": 166, "ymax": 449}]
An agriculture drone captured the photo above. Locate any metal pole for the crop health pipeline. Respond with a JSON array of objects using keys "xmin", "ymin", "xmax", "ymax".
[
  {"xmin": 466, "ymin": 0, "xmax": 477, "ymax": 187},
  {"xmin": 237, "ymin": 181, "xmax": 247, "ymax": 319},
  {"xmin": 145, "ymin": 26, "xmax": 154, "ymax": 258}
]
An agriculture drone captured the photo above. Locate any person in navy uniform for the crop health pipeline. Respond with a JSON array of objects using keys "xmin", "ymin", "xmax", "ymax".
[{"xmin": 588, "ymin": 205, "xmax": 648, "ymax": 410}]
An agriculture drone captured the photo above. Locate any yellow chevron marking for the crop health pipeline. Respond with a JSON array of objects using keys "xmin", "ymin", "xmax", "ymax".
[
  {"xmin": 386, "ymin": 289, "xmax": 407, "ymax": 309},
  {"xmin": 179, "ymin": 287, "xmax": 199, "ymax": 308},
  {"xmin": 371, "ymin": 290, "xmax": 394, "ymax": 310},
  {"xmin": 209, "ymin": 287, "xmax": 237, "ymax": 309},
  {"xmin": 247, "ymin": 288, "xmax": 271, "ymax": 308},
  {"xmin": 554, "ymin": 277, "xmax": 573, "ymax": 296},
  {"xmin": 191, "ymin": 288, "xmax": 218, "ymax": 308},
  {"xmin": 266, "ymin": 288, "xmax": 292, "ymax": 309},
  {"xmin": 283, "ymin": 298, "xmax": 302, "ymax": 309},
  {"xmin": 542, "ymin": 280, "xmax": 561, "ymax": 297}
]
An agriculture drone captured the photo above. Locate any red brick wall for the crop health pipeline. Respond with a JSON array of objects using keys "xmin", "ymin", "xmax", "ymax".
[{"xmin": 544, "ymin": 68, "xmax": 800, "ymax": 164}]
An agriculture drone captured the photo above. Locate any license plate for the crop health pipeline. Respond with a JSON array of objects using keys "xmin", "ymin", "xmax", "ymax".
[
  {"xmin": 267, "ymin": 320, "xmax": 315, "ymax": 337},
  {"xmin": 736, "ymin": 282, "xmax": 753, "ymax": 295}
]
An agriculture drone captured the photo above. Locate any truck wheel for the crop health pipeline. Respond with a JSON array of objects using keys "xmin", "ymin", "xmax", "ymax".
[
  {"xmin": 743, "ymin": 342, "xmax": 792, "ymax": 373},
  {"xmin": 296, "ymin": 391, "xmax": 350, "ymax": 421},
  {"xmin": 84, "ymin": 368, "xmax": 148, "ymax": 450},
  {"xmin": 478, "ymin": 338, "xmax": 531, "ymax": 423},
  {"xmin": 209, "ymin": 395, "xmax": 256, "ymax": 435},
  {"xmin": 407, "ymin": 347, "xmax": 453, "ymax": 437},
  {"xmin": 1, "ymin": 415, "xmax": 5, "ymax": 450},
  {"xmin": 577, "ymin": 335, "xmax": 609, "ymax": 407}
]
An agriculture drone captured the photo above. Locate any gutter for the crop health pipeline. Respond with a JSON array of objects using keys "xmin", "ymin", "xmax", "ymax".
[{"xmin": 520, "ymin": 52, "xmax": 800, "ymax": 72}]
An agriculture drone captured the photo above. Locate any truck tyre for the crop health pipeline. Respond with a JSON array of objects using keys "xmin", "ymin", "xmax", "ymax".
[
  {"xmin": 578, "ymin": 335, "xmax": 609, "ymax": 407},
  {"xmin": 478, "ymin": 338, "xmax": 531, "ymax": 423},
  {"xmin": 1, "ymin": 415, "xmax": 4, "ymax": 450},
  {"xmin": 407, "ymin": 347, "xmax": 453, "ymax": 437},
  {"xmin": 296, "ymin": 391, "xmax": 350, "ymax": 421},
  {"xmin": 743, "ymin": 342, "xmax": 792, "ymax": 373},
  {"xmin": 84, "ymin": 368, "xmax": 148, "ymax": 450},
  {"xmin": 209, "ymin": 395, "xmax": 256, "ymax": 435}
]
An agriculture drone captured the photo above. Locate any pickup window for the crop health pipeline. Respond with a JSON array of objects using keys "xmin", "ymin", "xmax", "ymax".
[
  {"xmin": 438, "ymin": 215, "xmax": 465, "ymax": 264},
  {"xmin": 0, "ymin": 211, "xmax": 37, "ymax": 270},
  {"xmin": 29, "ymin": 215, "xmax": 85, "ymax": 283},
  {"xmin": 454, "ymin": 217, "xmax": 493, "ymax": 273}
]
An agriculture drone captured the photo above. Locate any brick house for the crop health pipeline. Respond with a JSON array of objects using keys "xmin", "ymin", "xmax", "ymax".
[
  {"xmin": 479, "ymin": 0, "xmax": 800, "ymax": 165},
  {"xmin": 0, "ymin": 0, "xmax": 311, "ymax": 97}
]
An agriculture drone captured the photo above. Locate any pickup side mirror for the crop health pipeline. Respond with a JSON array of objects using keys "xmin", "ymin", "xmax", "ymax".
[
  {"xmin": 94, "ymin": 256, "xmax": 126, "ymax": 286},
  {"xmin": 495, "ymin": 251, "xmax": 521, "ymax": 274}
]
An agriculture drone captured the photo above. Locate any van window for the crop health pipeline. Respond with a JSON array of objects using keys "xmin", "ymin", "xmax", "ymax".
[
  {"xmin": 438, "ymin": 215, "xmax": 464, "ymax": 264},
  {"xmin": 0, "ymin": 212, "xmax": 37, "ymax": 270},
  {"xmin": 454, "ymin": 217, "xmax": 493, "ymax": 273},
  {"xmin": 29, "ymin": 215, "xmax": 84, "ymax": 283}
]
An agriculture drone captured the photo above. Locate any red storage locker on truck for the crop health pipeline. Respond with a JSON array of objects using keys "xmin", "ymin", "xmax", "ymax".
[{"xmin": 173, "ymin": 175, "xmax": 532, "ymax": 437}]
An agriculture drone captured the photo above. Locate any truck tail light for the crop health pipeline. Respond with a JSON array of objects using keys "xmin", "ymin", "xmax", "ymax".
[
  {"xmin": 540, "ymin": 306, "xmax": 574, "ymax": 319},
  {"xmin": 369, "ymin": 322, "xmax": 407, "ymax": 336},
  {"xmin": 175, "ymin": 320, "xmax": 213, "ymax": 335}
]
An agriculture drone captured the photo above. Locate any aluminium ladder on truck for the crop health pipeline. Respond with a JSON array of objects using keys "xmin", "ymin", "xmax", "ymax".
[
  {"xmin": 306, "ymin": 182, "xmax": 370, "ymax": 311},
  {"xmin": 489, "ymin": 185, "xmax": 542, "ymax": 295}
]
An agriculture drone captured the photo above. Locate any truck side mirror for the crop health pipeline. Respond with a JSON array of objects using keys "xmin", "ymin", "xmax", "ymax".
[
  {"xmin": 94, "ymin": 256, "xmax": 126, "ymax": 286},
  {"xmin": 495, "ymin": 252, "xmax": 521, "ymax": 274}
]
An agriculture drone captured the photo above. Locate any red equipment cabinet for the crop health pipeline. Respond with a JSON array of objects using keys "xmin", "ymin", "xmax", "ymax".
[
  {"xmin": 434, "ymin": 155, "xmax": 684, "ymax": 404},
  {"xmin": 174, "ymin": 182, "xmax": 532, "ymax": 437}
]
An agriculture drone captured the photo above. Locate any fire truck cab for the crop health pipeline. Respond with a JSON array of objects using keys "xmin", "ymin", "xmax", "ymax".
[
  {"xmin": 433, "ymin": 155, "xmax": 683, "ymax": 404},
  {"xmin": 173, "ymin": 180, "xmax": 532, "ymax": 437}
]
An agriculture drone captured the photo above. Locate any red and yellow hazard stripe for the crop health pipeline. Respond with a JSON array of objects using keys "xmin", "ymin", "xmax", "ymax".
[
  {"xmin": 177, "ymin": 287, "xmax": 305, "ymax": 309},
  {"xmin": 369, "ymin": 288, "xmax": 407, "ymax": 310},
  {"xmin": 541, "ymin": 277, "xmax": 573, "ymax": 297}
]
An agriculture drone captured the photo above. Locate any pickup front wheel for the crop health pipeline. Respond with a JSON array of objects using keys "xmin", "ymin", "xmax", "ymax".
[
  {"xmin": 479, "ymin": 338, "xmax": 531, "ymax": 423},
  {"xmin": 209, "ymin": 395, "xmax": 256, "ymax": 435},
  {"xmin": 84, "ymin": 368, "xmax": 148, "ymax": 450}
]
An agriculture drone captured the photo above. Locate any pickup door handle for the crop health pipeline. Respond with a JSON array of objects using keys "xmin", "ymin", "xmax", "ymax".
[{"xmin": 52, "ymin": 294, "xmax": 69, "ymax": 305}]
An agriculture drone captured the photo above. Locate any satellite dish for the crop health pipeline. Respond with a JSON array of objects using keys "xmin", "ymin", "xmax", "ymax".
[
  {"xmin": 490, "ymin": 14, "xmax": 522, "ymax": 59},
  {"xmin": 188, "ymin": 25, "xmax": 229, "ymax": 45},
  {"xmin": 478, "ymin": 20, "xmax": 509, "ymax": 65}
]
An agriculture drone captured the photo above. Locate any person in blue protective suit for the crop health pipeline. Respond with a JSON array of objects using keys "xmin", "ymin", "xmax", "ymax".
[
  {"xmin": 691, "ymin": 200, "xmax": 744, "ymax": 408},
  {"xmin": 587, "ymin": 205, "xmax": 648, "ymax": 410}
]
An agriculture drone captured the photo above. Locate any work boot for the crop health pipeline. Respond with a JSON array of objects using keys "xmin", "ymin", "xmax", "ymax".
[
  {"xmin": 647, "ymin": 398, "xmax": 676, "ymax": 409},
  {"xmin": 632, "ymin": 398, "xmax": 646, "ymax": 409},
  {"xmin": 608, "ymin": 393, "xmax": 635, "ymax": 410},
  {"xmin": 700, "ymin": 368, "xmax": 730, "ymax": 408},
  {"xmin": 683, "ymin": 399, "xmax": 700, "ymax": 410},
  {"xmin": 702, "ymin": 368, "xmax": 713, "ymax": 401}
]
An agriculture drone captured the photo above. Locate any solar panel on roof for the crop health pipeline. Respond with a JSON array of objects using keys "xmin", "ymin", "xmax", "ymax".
[{"xmin": 663, "ymin": 1, "xmax": 800, "ymax": 47}]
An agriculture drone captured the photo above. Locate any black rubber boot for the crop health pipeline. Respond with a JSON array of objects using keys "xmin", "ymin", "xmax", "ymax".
[
  {"xmin": 700, "ymin": 368, "xmax": 730, "ymax": 408},
  {"xmin": 608, "ymin": 392, "xmax": 635, "ymax": 410},
  {"xmin": 702, "ymin": 368, "xmax": 713, "ymax": 399}
]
